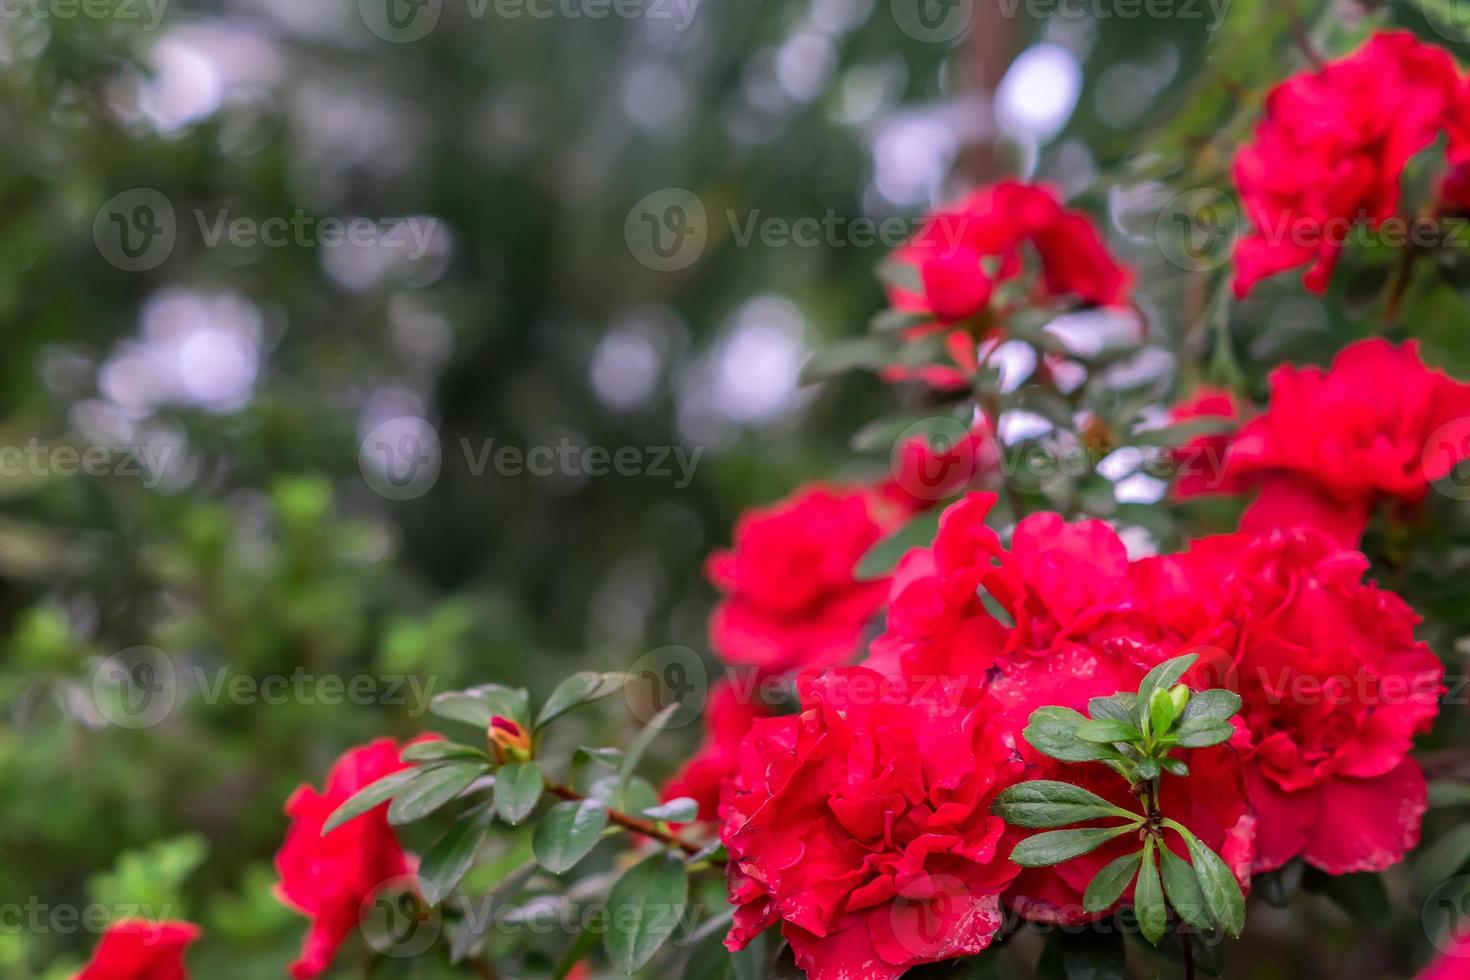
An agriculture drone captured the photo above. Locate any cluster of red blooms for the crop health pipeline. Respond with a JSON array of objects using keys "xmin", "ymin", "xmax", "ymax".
[
  {"xmin": 1234, "ymin": 30, "xmax": 1470, "ymax": 296},
  {"xmin": 85, "ymin": 28, "xmax": 1470, "ymax": 980}
]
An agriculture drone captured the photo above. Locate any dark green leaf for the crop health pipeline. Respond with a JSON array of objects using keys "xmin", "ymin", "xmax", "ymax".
[
  {"xmin": 876, "ymin": 259, "xmax": 921, "ymax": 292},
  {"xmin": 1255, "ymin": 858, "xmax": 1303, "ymax": 908},
  {"xmin": 1025, "ymin": 706, "xmax": 1122, "ymax": 763},
  {"xmin": 1161, "ymin": 757, "xmax": 1190, "ymax": 777},
  {"xmin": 401, "ymin": 741, "xmax": 490, "ymax": 764},
  {"xmin": 1010, "ymin": 825, "xmax": 1139, "ymax": 867},
  {"xmin": 1307, "ymin": 867, "xmax": 1389, "ymax": 922},
  {"xmin": 431, "ymin": 685, "xmax": 529, "ymax": 729},
  {"xmin": 1172, "ymin": 822, "xmax": 1245, "ymax": 936},
  {"xmin": 1173, "ymin": 719, "xmax": 1235, "ymax": 748},
  {"xmin": 322, "ymin": 768, "xmax": 422, "ymax": 834},
  {"xmin": 854, "ymin": 507, "xmax": 944, "ymax": 580},
  {"xmin": 870, "ymin": 308, "xmax": 928, "ymax": 334},
  {"xmin": 1160, "ymin": 845, "xmax": 1213, "ymax": 930},
  {"xmin": 800, "ymin": 337, "xmax": 897, "ymax": 384},
  {"xmin": 1088, "ymin": 694, "xmax": 1136, "ymax": 725},
  {"xmin": 574, "ymin": 746, "xmax": 624, "ymax": 768},
  {"xmin": 1180, "ymin": 689, "xmax": 1241, "ymax": 724},
  {"xmin": 533, "ymin": 798, "xmax": 609, "ymax": 873},
  {"xmin": 992, "ymin": 780, "xmax": 1139, "ymax": 829},
  {"xmin": 604, "ymin": 850, "xmax": 690, "ymax": 973},
  {"xmin": 1036, "ymin": 928, "xmax": 1127, "ymax": 980},
  {"xmin": 1134, "ymin": 843, "xmax": 1167, "ymax": 945},
  {"xmin": 493, "ymin": 762, "xmax": 544, "ymax": 825},
  {"xmin": 1083, "ymin": 850, "xmax": 1143, "ymax": 913},
  {"xmin": 619, "ymin": 703, "xmax": 681, "ymax": 801},
  {"xmin": 536, "ymin": 671, "xmax": 630, "ymax": 729},
  {"xmin": 419, "ymin": 814, "xmax": 490, "ymax": 905},
  {"xmin": 388, "ymin": 763, "xmax": 487, "ymax": 826}
]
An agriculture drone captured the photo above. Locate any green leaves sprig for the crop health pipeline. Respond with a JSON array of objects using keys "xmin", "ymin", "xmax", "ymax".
[{"xmin": 991, "ymin": 654, "xmax": 1247, "ymax": 945}]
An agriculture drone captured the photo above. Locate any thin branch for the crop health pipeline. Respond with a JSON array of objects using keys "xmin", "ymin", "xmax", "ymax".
[{"xmin": 543, "ymin": 780, "xmax": 722, "ymax": 863}]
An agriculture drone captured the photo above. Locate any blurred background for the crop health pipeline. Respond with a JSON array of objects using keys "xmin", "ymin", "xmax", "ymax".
[{"xmin": 6, "ymin": 0, "xmax": 1470, "ymax": 976}]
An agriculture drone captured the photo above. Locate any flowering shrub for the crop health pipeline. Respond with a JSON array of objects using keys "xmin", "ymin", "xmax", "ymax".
[{"xmin": 239, "ymin": 23, "xmax": 1470, "ymax": 979}]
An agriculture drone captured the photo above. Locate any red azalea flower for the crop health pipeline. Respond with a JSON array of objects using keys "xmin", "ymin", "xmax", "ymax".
[
  {"xmin": 882, "ymin": 181, "xmax": 1131, "ymax": 388},
  {"xmin": 878, "ymin": 421, "xmax": 999, "ymax": 514},
  {"xmin": 1219, "ymin": 527, "xmax": 1443, "ymax": 874},
  {"xmin": 76, "ymin": 920, "xmax": 200, "ymax": 980},
  {"xmin": 1232, "ymin": 31, "xmax": 1460, "ymax": 296},
  {"xmin": 720, "ymin": 667, "xmax": 1024, "ymax": 980},
  {"xmin": 1170, "ymin": 385, "xmax": 1250, "ymax": 498},
  {"xmin": 706, "ymin": 485, "xmax": 892, "ymax": 676},
  {"xmin": 660, "ymin": 681, "xmax": 772, "ymax": 821},
  {"xmin": 275, "ymin": 737, "xmax": 438, "ymax": 979},
  {"xmin": 1419, "ymin": 928, "xmax": 1470, "ymax": 979},
  {"xmin": 1219, "ymin": 339, "xmax": 1470, "ymax": 545}
]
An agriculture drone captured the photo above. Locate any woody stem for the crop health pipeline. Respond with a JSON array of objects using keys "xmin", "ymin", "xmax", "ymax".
[{"xmin": 543, "ymin": 780, "xmax": 723, "ymax": 863}]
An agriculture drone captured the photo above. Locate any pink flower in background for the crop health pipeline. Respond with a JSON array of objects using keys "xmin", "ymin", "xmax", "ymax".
[
  {"xmin": 76, "ymin": 920, "xmax": 200, "ymax": 980},
  {"xmin": 706, "ymin": 485, "xmax": 892, "ymax": 676}
]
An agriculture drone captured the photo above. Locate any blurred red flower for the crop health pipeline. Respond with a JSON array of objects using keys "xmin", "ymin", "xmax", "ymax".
[{"xmin": 76, "ymin": 920, "xmax": 200, "ymax": 980}]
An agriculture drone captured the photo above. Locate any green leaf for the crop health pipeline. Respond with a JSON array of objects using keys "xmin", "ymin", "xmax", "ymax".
[
  {"xmin": 1180, "ymin": 689, "xmax": 1241, "ymax": 724},
  {"xmin": 992, "ymin": 780, "xmax": 1140, "ymax": 829},
  {"xmin": 604, "ymin": 850, "xmax": 690, "ymax": 974},
  {"xmin": 401, "ymin": 741, "xmax": 491, "ymax": 764},
  {"xmin": 1010, "ymin": 825, "xmax": 1139, "ymax": 868},
  {"xmin": 1417, "ymin": 824, "xmax": 1470, "ymax": 892},
  {"xmin": 876, "ymin": 258, "xmax": 921, "ymax": 293},
  {"xmin": 1036, "ymin": 928, "xmax": 1127, "ymax": 980},
  {"xmin": 853, "ymin": 507, "xmax": 943, "ymax": 580},
  {"xmin": 870, "ymin": 308, "xmax": 928, "ymax": 334},
  {"xmin": 1087, "ymin": 694, "xmax": 1136, "ymax": 725},
  {"xmin": 1025, "ymin": 706, "xmax": 1122, "ymax": 763},
  {"xmin": 1133, "ymin": 842, "xmax": 1167, "ymax": 945},
  {"xmin": 388, "ymin": 763, "xmax": 488, "ymax": 826},
  {"xmin": 1307, "ymin": 868, "xmax": 1389, "ymax": 922},
  {"xmin": 533, "ymin": 798, "xmax": 610, "ymax": 873},
  {"xmin": 1160, "ymin": 845, "xmax": 1213, "ymax": 930},
  {"xmin": 1083, "ymin": 850, "xmax": 1143, "ymax": 913},
  {"xmin": 1173, "ymin": 719, "xmax": 1236, "ymax": 748},
  {"xmin": 431, "ymin": 685, "xmax": 529, "ymax": 729},
  {"xmin": 800, "ymin": 336, "xmax": 897, "ymax": 384},
  {"xmin": 493, "ymin": 762, "xmax": 545, "ymax": 825},
  {"xmin": 1161, "ymin": 758, "xmax": 1191, "ymax": 777},
  {"xmin": 618, "ymin": 702, "xmax": 681, "ymax": 805},
  {"xmin": 1075, "ymin": 719, "xmax": 1143, "ymax": 744},
  {"xmin": 1148, "ymin": 687, "xmax": 1182, "ymax": 737},
  {"xmin": 418, "ymin": 814, "xmax": 490, "ymax": 905},
  {"xmin": 1135, "ymin": 654, "xmax": 1198, "ymax": 726},
  {"xmin": 1168, "ymin": 821, "xmax": 1245, "ymax": 937},
  {"xmin": 574, "ymin": 746, "xmax": 624, "ymax": 768},
  {"xmin": 323, "ymin": 769, "xmax": 422, "ymax": 834},
  {"xmin": 643, "ymin": 798, "xmax": 699, "ymax": 823},
  {"xmin": 1255, "ymin": 857, "xmax": 1303, "ymax": 909},
  {"xmin": 536, "ymin": 671, "xmax": 630, "ymax": 729}
]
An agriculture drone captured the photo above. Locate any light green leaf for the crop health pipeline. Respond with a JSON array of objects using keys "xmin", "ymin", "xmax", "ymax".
[
  {"xmin": 643, "ymin": 798, "xmax": 699, "ymax": 823},
  {"xmin": 1025, "ymin": 706, "xmax": 1123, "ymax": 763},
  {"xmin": 533, "ymin": 799, "xmax": 609, "ymax": 874},
  {"xmin": 1173, "ymin": 719, "xmax": 1235, "ymax": 748},
  {"xmin": 1135, "ymin": 655, "xmax": 1198, "ymax": 726},
  {"xmin": 854, "ymin": 507, "xmax": 944, "ymax": 581},
  {"xmin": 431, "ymin": 685, "xmax": 529, "ymax": 729},
  {"xmin": 1075, "ymin": 719, "xmax": 1143, "ymax": 744},
  {"xmin": 401, "ymin": 741, "xmax": 491, "ymax": 764},
  {"xmin": 1180, "ymin": 688, "xmax": 1241, "ymax": 724},
  {"xmin": 493, "ymin": 762, "xmax": 545, "ymax": 825},
  {"xmin": 604, "ymin": 850, "xmax": 690, "ymax": 974}
]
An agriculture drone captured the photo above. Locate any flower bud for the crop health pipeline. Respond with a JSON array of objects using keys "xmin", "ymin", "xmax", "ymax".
[{"xmin": 488, "ymin": 716, "xmax": 532, "ymax": 764}]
